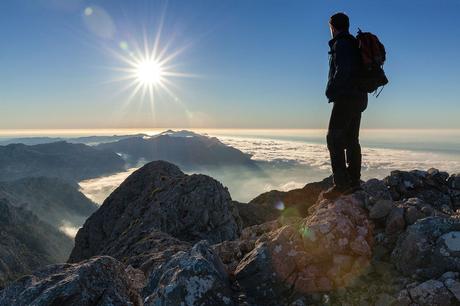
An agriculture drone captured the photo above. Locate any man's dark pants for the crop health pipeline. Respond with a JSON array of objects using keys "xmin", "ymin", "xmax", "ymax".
[{"xmin": 327, "ymin": 101, "xmax": 362, "ymax": 188}]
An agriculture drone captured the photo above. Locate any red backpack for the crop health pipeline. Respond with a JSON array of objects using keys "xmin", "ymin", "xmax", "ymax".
[{"xmin": 356, "ymin": 28, "xmax": 389, "ymax": 97}]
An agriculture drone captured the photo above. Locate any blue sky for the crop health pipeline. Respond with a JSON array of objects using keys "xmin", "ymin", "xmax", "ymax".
[{"xmin": 0, "ymin": 0, "xmax": 459, "ymax": 129}]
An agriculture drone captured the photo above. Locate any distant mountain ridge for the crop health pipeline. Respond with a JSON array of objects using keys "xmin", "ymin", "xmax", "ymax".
[
  {"xmin": 0, "ymin": 141, "xmax": 125, "ymax": 182},
  {"xmin": 0, "ymin": 134, "xmax": 147, "ymax": 146},
  {"xmin": 95, "ymin": 130, "xmax": 258, "ymax": 170}
]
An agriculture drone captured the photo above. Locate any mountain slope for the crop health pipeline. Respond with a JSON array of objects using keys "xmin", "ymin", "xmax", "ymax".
[
  {"xmin": 0, "ymin": 141, "xmax": 125, "ymax": 181},
  {"xmin": 0, "ymin": 177, "xmax": 98, "ymax": 231},
  {"xmin": 0, "ymin": 199, "xmax": 73, "ymax": 288}
]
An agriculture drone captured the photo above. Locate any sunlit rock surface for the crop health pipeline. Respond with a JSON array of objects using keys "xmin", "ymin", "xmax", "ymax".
[{"xmin": 233, "ymin": 193, "xmax": 374, "ymax": 305}]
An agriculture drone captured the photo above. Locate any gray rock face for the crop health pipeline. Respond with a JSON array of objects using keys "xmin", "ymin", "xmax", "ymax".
[
  {"xmin": 394, "ymin": 272, "xmax": 460, "ymax": 306},
  {"xmin": 0, "ymin": 199, "xmax": 73, "ymax": 288},
  {"xmin": 0, "ymin": 256, "xmax": 143, "ymax": 306},
  {"xmin": 384, "ymin": 169, "xmax": 452, "ymax": 208},
  {"xmin": 408, "ymin": 279, "xmax": 455, "ymax": 306},
  {"xmin": 100, "ymin": 228, "xmax": 191, "ymax": 276},
  {"xmin": 143, "ymin": 241, "xmax": 234, "ymax": 306},
  {"xmin": 392, "ymin": 217, "xmax": 460, "ymax": 279},
  {"xmin": 69, "ymin": 161, "xmax": 242, "ymax": 264}
]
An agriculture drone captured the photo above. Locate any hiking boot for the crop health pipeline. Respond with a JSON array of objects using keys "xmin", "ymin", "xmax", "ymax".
[
  {"xmin": 343, "ymin": 182, "xmax": 363, "ymax": 195},
  {"xmin": 322, "ymin": 185, "xmax": 349, "ymax": 200}
]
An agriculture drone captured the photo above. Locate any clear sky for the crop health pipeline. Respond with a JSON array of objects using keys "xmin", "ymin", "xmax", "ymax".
[{"xmin": 0, "ymin": 0, "xmax": 459, "ymax": 129}]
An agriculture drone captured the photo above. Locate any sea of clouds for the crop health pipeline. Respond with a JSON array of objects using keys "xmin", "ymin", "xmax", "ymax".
[{"xmin": 79, "ymin": 135, "xmax": 460, "ymax": 204}]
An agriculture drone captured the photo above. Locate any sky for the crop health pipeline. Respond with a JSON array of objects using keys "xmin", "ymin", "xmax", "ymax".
[{"xmin": 0, "ymin": 0, "xmax": 459, "ymax": 130}]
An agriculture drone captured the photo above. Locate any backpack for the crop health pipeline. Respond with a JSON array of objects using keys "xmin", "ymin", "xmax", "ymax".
[{"xmin": 355, "ymin": 28, "xmax": 389, "ymax": 96}]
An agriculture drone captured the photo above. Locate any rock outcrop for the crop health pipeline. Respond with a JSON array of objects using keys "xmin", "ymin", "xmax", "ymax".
[
  {"xmin": 392, "ymin": 217, "xmax": 460, "ymax": 279},
  {"xmin": 233, "ymin": 193, "xmax": 373, "ymax": 305},
  {"xmin": 69, "ymin": 161, "xmax": 242, "ymax": 265},
  {"xmin": 143, "ymin": 241, "xmax": 234, "ymax": 306},
  {"xmin": 0, "ymin": 256, "xmax": 143, "ymax": 306},
  {"xmin": 0, "ymin": 199, "xmax": 73, "ymax": 288}
]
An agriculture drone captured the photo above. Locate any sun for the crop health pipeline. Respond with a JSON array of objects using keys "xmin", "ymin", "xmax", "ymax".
[
  {"xmin": 109, "ymin": 38, "xmax": 191, "ymax": 105},
  {"xmin": 135, "ymin": 59, "xmax": 164, "ymax": 86}
]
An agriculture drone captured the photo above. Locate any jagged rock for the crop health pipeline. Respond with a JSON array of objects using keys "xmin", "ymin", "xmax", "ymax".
[
  {"xmin": 0, "ymin": 199, "xmax": 73, "ymax": 288},
  {"xmin": 0, "ymin": 256, "xmax": 142, "ymax": 306},
  {"xmin": 248, "ymin": 176, "xmax": 333, "ymax": 219},
  {"xmin": 405, "ymin": 279, "xmax": 456, "ymax": 306},
  {"xmin": 392, "ymin": 217, "xmax": 460, "ymax": 279},
  {"xmin": 384, "ymin": 170, "xmax": 452, "ymax": 208},
  {"xmin": 393, "ymin": 271, "xmax": 460, "ymax": 305},
  {"xmin": 99, "ymin": 229, "xmax": 191, "ymax": 276},
  {"xmin": 69, "ymin": 161, "xmax": 242, "ymax": 264},
  {"xmin": 234, "ymin": 194, "xmax": 374, "ymax": 305},
  {"xmin": 143, "ymin": 241, "xmax": 234, "ymax": 306},
  {"xmin": 213, "ymin": 219, "xmax": 301, "ymax": 274}
]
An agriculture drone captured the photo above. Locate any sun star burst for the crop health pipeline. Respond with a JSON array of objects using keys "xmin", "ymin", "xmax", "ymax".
[{"xmin": 107, "ymin": 30, "xmax": 193, "ymax": 110}]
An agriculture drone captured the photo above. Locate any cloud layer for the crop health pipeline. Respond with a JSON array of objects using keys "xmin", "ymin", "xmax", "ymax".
[{"xmin": 78, "ymin": 136, "xmax": 460, "ymax": 204}]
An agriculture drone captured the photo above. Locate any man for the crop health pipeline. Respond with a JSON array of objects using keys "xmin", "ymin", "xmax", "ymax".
[{"xmin": 323, "ymin": 12, "xmax": 368, "ymax": 200}]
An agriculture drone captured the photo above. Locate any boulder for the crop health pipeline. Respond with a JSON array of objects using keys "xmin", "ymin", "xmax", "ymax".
[
  {"xmin": 234, "ymin": 194, "xmax": 374, "ymax": 305},
  {"xmin": 394, "ymin": 272, "xmax": 460, "ymax": 306},
  {"xmin": 69, "ymin": 161, "xmax": 242, "ymax": 263},
  {"xmin": 0, "ymin": 256, "xmax": 143, "ymax": 306},
  {"xmin": 384, "ymin": 170, "xmax": 452, "ymax": 208},
  {"xmin": 408, "ymin": 279, "xmax": 455, "ymax": 306},
  {"xmin": 392, "ymin": 217, "xmax": 460, "ymax": 279},
  {"xmin": 143, "ymin": 241, "xmax": 234, "ymax": 306}
]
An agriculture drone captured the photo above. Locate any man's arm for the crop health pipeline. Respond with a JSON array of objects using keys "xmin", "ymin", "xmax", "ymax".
[{"xmin": 326, "ymin": 39, "xmax": 354, "ymax": 101}]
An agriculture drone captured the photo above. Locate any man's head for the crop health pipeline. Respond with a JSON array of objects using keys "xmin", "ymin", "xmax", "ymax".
[{"xmin": 329, "ymin": 12, "xmax": 349, "ymax": 37}]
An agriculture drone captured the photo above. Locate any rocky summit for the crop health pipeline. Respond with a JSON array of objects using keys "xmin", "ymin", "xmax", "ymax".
[
  {"xmin": 69, "ymin": 160, "xmax": 242, "ymax": 264},
  {"xmin": 3, "ymin": 164, "xmax": 460, "ymax": 305}
]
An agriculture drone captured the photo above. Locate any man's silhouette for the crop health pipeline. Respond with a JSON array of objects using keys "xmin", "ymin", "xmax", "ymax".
[{"xmin": 323, "ymin": 12, "xmax": 367, "ymax": 200}]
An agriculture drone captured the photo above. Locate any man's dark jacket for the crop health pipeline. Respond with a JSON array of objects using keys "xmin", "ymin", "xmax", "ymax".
[{"xmin": 326, "ymin": 31, "xmax": 367, "ymax": 112}]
